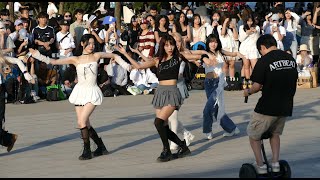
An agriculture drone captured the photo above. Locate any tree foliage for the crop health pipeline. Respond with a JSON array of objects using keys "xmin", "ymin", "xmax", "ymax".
[
  {"xmin": 132, "ymin": 2, "xmax": 161, "ymax": 14},
  {"xmin": 63, "ymin": 2, "xmax": 98, "ymax": 15},
  {"xmin": 0, "ymin": 2, "xmax": 6, "ymax": 10}
]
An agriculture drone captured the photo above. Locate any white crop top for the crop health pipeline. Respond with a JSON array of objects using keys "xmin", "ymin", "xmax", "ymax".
[{"xmin": 204, "ymin": 52, "xmax": 225, "ymax": 76}]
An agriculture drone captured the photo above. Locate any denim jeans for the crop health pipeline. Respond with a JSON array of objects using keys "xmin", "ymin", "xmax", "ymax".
[
  {"xmin": 203, "ymin": 77, "xmax": 236, "ymax": 133},
  {"xmin": 137, "ymin": 83, "xmax": 158, "ymax": 92}
]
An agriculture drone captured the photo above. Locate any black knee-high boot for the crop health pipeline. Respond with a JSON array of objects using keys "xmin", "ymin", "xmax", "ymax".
[
  {"xmin": 165, "ymin": 125, "xmax": 191, "ymax": 158},
  {"xmin": 154, "ymin": 117, "xmax": 172, "ymax": 162},
  {"xmin": 79, "ymin": 127, "xmax": 92, "ymax": 160},
  {"xmin": 88, "ymin": 126, "xmax": 108, "ymax": 157}
]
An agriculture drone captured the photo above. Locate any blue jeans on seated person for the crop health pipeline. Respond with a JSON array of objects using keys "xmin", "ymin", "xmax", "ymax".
[
  {"xmin": 137, "ymin": 83, "xmax": 158, "ymax": 92},
  {"xmin": 203, "ymin": 77, "xmax": 236, "ymax": 134}
]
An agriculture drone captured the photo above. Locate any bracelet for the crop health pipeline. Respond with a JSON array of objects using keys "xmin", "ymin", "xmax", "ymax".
[{"xmin": 23, "ymin": 71, "xmax": 27, "ymax": 74}]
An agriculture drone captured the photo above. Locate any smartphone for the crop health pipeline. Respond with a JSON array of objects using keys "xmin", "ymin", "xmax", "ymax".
[{"xmin": 25, "ymin": 52, "xmax": 32, "ymax": 60}]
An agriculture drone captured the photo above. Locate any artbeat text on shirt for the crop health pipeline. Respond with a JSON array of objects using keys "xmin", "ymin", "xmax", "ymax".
[{"xmin": 269, "ymin": 60, "xmax": 296, "ymax": 71}]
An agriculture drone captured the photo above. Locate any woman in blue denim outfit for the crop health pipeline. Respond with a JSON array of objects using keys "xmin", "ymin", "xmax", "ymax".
[{"xmin": 202, "ymin": 34, "xmax": 246, "ymax": 140}]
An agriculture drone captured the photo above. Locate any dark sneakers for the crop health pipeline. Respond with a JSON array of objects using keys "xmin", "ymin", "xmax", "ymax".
[
  {"xmin": 157, "ymin": 149, "xmax": 173, "ymax": 162},
  {"xmin": 7, "ymin": 134, "xmax": 18, "ymax": 152},
  {"xmin": 174, "ymin": 140, "xmax": 191, "ymax": 158}
]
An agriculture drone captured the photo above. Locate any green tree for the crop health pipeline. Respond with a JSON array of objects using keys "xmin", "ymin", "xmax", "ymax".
[
  {"xmin": 0, "ymin": 2, "xmax": 6, "ymax": 10},
  {"xmin": 63, "ymin": 2, "xmax": 98, "ymax": 15},
  {"xmin": 132, "ymin": 2, "xmax": 161, "ymax": 14}
]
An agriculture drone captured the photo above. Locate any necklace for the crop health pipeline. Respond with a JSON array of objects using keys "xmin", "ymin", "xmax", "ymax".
[{"xmin": 82, "ymin": 52, "xmax": 92, "ymax": 55}]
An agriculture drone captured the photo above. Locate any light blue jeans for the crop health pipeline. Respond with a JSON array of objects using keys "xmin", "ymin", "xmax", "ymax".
[
  {"xmin": 137, "ymin": 83, "xmax": 158, "ymax": 92},
  {"xmin": 203, "ymin": 77, "xmax": 236, "ymax": 134}
]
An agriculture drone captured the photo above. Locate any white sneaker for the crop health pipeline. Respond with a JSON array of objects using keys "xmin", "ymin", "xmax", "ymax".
[
  {"xmin": 170, "ymin": 143, "xmax": 179, "ymax": 151},
  {"xmin": 253, "ymin": 162, "xmax": 267, "ymax": 174},
  {"xmin": 143, "ymin": 89, "xmax": 150, "ymax": 95},
  {"xmin": 223, "ymin": 127, "xmax": 240, "ymax": 137},
  {"xmin": 183, "ymin": 131, "xmax": 195, "ymax": 146},
  {"xmin": 271, "ymin": 161, "xmax": 280, "ymax": 172},
  {"xmin": 205, "ymin": 132, "xmax": 214, "ymax": 140}
]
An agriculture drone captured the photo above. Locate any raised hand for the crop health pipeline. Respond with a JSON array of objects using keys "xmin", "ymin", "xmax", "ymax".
[
  {"xmin": 129, "ymin": 45, "xmax": 140, "ymax": 54},
  {"xmin": 114, "ymin": 44, "xmax": 126, "ymax": 54}
]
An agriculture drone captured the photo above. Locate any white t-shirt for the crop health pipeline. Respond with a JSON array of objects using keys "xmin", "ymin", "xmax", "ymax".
[
  {"xmin": 296, "ymin": 54, "xmax": 312, "ymax": 66},
  {"xmin": 56, "ymin": 31, "xmax": 75, "ymax": 57},
  {"xmin": 14, "ymin": 2, "xmax": 21, "ymax": 12}
]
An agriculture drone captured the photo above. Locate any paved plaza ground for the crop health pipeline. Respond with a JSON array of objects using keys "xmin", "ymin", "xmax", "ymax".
[{"xmin": 0, "ymin": 87, "xmax": 319, "ymax": 178}]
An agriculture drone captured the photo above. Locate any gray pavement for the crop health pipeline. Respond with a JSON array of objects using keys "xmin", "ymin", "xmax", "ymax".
[{"xmin": 0, "ymin": 87, "xmax": 319, "ymax": 178}]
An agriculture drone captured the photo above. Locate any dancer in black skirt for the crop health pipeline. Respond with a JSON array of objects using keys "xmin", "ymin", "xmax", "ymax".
[{"xmin": 115, "ymin": 34, "xmax": 212, "ymax": 162}]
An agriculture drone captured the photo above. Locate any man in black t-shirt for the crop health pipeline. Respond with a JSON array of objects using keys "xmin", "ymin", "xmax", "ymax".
[
  {"xmin": 31, "ymin": 12, "xmax": 55, "ymax": 58},
  {"xmin": 243, "ymin": 34, "xmax": 298, "ymax": 174}
]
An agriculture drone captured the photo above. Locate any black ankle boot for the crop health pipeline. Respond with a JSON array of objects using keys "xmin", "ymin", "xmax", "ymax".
[
  {"xmin": 79, "ymin": 127, "xmax": 92, "ymax": 160},
  {"xmin": 0, "ymin": 130, "xmax": 18, "ymax": 152},
  {"xmin": 174, "ymin": 140, "xmax": 191, "ymax": 158},
  {"xmin": 92, "ymin": 138, "xmax": 109, "ymax": 157},
  {"xmin": 79, "ymin": 141, "xmax": 92, "ymax": 160},
  {"xmin": 157, "ymin": 148, "xmax": 173, "ymax": 162},
  {"xmin": 88, "ymin": 127, "xmax": 108, "ymax": 157}
]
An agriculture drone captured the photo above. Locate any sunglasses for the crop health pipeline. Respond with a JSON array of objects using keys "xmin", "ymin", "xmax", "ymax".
[
  {"xmin": 64, "ymin": 15, "xmax": 71, "ymax": 17},
  {"xmin": 1, "ymin": 14, "xmax": 9, "ymax": 16}
]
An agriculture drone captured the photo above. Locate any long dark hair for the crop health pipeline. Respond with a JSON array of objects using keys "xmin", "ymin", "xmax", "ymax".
[
  {"xmin": 155, "ymin": 34, "xmax": 180, "ymax": 62},
  {"xmin": 192, "ymin": 14, "xmax": 202, "ymax": 27},
  {"xmin": 174, "ymin": 12, "xmax": 188, "ymax": 34},
  {"xmin": 243, "ymin": 14, "xmax": 256, "ymax": 32},
  {"xmin": 155, "ymin": 15, "xmax": 169, "ymax": 30},
  {"xmin": 74, "ymin": 34, "xmax": 98, "ymax": 56}
]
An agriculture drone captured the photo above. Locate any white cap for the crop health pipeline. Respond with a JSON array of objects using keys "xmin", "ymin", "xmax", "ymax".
[
  {"xmin": 88, "ymin": 15, "xmax": 97, "ymax": 25},
  {"xmin": 83, "ymin": 14, "xmax": 89, "ymax": 22}
]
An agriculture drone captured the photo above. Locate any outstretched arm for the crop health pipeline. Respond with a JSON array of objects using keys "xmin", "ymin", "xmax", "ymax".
[
  {"xmin": 221, "ymin": 49, "xmax": 246, "ymax": 60},
  {"xmin": 96, "ymin": 52, "xmax": 132, "ymax": 72},
  {"xmin": 4, "ymin": 56, "xmax": 33, "ymax": 81},
  {"xmin": 114, "ymin": 45, "xmax": 156, "ymax": 70},
  {"xmin": 28, "ymin": 48, "xmax": 78, "ymax": 66},
  {"xmin": 129, "ymin": 45, "xmax": 152, "ymax": 62}
]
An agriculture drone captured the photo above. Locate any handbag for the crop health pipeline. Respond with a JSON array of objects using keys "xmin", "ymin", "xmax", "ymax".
[{"xmin": 46, "ymin": 84, "xmax": 66, "ymax": 101}]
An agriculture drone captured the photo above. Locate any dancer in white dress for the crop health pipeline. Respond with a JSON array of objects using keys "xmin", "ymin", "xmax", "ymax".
[{"xmin": 27, "ymin": 34, "xmax": 122, "ymax": 160}]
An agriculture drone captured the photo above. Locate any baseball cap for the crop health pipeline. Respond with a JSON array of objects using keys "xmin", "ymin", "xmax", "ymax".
[
  {"xmin": 102, "ymin": 16, "xmax": 116, "ymax": 25},
  {"xmin": 14, "ymin": 19, "xmax": 23, "ymax": 26},
  {"xmin": 59, "ymin": 20, "xmax": 70, "ymax": 26},
  {"xmin": 88, "ymin": 15, "xmax": 97, "ymax": 25},
  {"xmin": 140, "ymin": 19, "xmax": 149, "ymax": 25},
  {"xmin": 168, "ymin": 10, "xmax": 175, "ymax": 15}
]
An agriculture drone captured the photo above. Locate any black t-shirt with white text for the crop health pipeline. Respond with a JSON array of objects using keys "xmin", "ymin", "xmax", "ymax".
[{"xmin": 251, "ymin": 50, "xmax": 298, "ymax": 116}]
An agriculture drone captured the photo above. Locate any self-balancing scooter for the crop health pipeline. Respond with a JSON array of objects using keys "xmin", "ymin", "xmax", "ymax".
[{"xmin": 239, "ymin": 130, "xmax": 291, "ymax": 178}]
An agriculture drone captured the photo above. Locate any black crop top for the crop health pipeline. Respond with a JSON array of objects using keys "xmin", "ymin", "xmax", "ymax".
[
  {"xmin": 181, "ymin": 29, "xmax": 187, "ymax": 36},
  {"xmin": 156, "ymin": 28, "xmax": 169, "ymax": 38},
  {"xmin": 157, "ymin": 57, "xmax": 181, "ymax": 81}
]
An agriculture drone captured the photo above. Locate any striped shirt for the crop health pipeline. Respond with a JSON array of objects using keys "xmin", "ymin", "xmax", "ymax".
[{"xmin": 138, "ymin": 30, "xmax": 155, "ymax": 57}]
